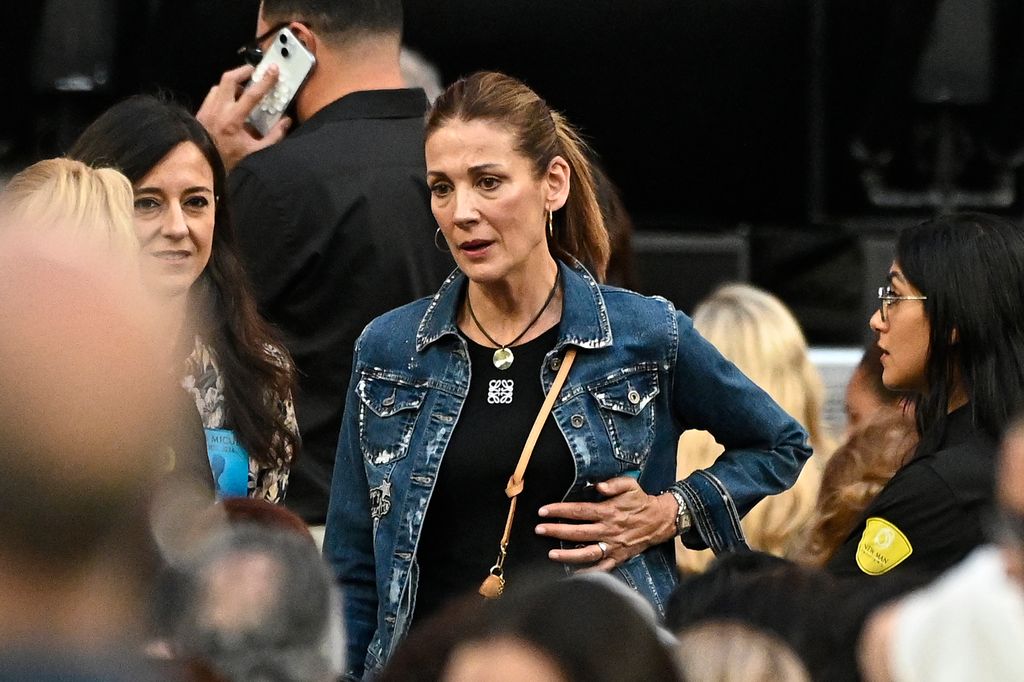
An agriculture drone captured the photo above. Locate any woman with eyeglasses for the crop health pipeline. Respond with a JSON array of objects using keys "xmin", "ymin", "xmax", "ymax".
[
  {"xmin": 68, "ymin": 95, "xmax": 300, "ymax": 502},
  {"xmin": 827, "ymin": 212, "xmax": 1024, "ymax": 580}
]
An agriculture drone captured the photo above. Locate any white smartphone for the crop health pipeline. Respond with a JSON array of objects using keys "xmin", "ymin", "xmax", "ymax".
[{"xmin": 245, "ymin": 27, "xmax": 316, "ymax": 137}]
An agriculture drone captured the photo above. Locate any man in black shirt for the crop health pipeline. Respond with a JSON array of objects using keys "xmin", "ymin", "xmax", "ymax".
[{"xmin": 199, "ymin": 0, "xmax": 452, "ymax": 524}]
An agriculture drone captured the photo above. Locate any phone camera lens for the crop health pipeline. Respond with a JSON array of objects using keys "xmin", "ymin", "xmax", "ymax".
[
  {"xmin": 279, "ymin": 33, "xmax": 288, "ymax": 44},
  {"xmin": 281, "ymin": 47, "xmax": 290, "ymax": 58}
]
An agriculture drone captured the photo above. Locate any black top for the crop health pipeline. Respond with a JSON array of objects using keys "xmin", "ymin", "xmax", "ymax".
[
  {"xmin": 228, "ymin": 88, "xmax": 453, "ymax": 523},
  {"xmin": 413, "ymin": 325, "xmax": 574, "ymax": 625},
  {"xmin": 828, "ymin": 405, "xmax": 996, "ymax": 579}
]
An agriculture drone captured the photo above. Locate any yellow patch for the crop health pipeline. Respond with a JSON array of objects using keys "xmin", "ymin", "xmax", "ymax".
[{"xmin": 856, "ymin": 517, "xmax": 913, "ymax": 575}]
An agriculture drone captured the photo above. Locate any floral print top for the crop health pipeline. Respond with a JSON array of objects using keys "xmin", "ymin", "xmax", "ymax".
[{"xmin": 180, "ymin": 335, "xmax": 296, "ymax": 503}]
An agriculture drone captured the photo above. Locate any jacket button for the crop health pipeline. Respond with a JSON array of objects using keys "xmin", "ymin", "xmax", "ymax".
[
  {"xmin": 628, "ymin": 389, "xmax": 641, "ymax": 405},
  {"xmin": 438, "ymin": 414, "xmax": 454, "ymax": 424},
  {"xmin": 571, "ymin": 414, "xmax": 585, "ymax": 428},
  {"xmin": 550, "ymin": 356, "xmax": 562, "ymax": 371}
]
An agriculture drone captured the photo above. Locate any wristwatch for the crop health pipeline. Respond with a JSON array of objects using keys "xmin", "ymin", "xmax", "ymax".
[{"xmin": 665, "ymin": 485, "xmax": 692, "ymax": 536}]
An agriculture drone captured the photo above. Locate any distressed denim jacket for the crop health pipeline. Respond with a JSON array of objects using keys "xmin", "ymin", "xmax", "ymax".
[{"xmin": 324, "ymin": 260, "xmax": 811, "ymax": 679}]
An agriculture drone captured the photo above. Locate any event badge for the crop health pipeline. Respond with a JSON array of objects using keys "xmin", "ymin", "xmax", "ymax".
[
  {"xmin": 204, "ymin": 428, "xmax": 250, "ymax": 499},
  {"xmin": 856, "ymin": 517, "xmax": 913, "ymax": 575}
]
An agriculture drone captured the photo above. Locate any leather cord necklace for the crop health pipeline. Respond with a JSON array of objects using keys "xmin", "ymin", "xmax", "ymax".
[{"xmin": 466, "ymin": 270, "xmax": 560, "ymax": 370}]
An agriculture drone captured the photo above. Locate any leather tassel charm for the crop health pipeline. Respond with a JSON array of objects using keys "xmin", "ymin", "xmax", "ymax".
[{"xmin": 478, "ymin": 572, "xmax": 505, "ymax": 599}]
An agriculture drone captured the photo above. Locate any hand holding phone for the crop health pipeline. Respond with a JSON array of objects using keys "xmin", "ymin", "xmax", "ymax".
[
  {"xmin": 197, "ymin": 64, "xmax": 289, "ymax": 172},
  {"xmin": 245, "ymin": 27, "xmax": 316, "ymax": 138}
]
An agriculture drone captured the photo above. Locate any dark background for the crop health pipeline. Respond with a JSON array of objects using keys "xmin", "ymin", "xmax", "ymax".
[{"xmin": 5, "ymin": 0, "xmax": 1024, "ymax": 346}]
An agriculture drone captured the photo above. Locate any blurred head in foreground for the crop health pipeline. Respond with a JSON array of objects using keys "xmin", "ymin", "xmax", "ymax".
[
  {"xmin": 0, "ymin": 226, "xmax": 167, "ymax": 653},
  {"xmin": 168, "ymin": 524, "xmax": 344, "ymax": 682},
  {"xmin": 675, "ymin": 620, "xmax": 811, "ymax": 682},
  {"xmin": 439, "ymin": 574, "xmax": 680, "ymax": 682},
  {"xmin": 0, "ymin": 157, "xmax": 138, "ymax": 261}
]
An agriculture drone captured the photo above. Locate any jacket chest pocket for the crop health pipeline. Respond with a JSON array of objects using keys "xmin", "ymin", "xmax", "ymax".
[
  {"xmin": 356, "ymin": 374, "xmax": 428, "ymax": 466},
  {"xmin": 587, "ymin": 368, "xmax": 659, "ymax": 467}
]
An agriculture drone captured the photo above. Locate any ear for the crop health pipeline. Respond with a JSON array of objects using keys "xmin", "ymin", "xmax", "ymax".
[
  {"xmin": 544, "ymin": 156, "xmax": 571, "ymax": 212},
  {"xmin": 289, "ymin": 21, "xmax": 317, "ymax": 54},
  {"xmin": 950, "ymin": 326, "xmax": 960, "ymax": 345}
]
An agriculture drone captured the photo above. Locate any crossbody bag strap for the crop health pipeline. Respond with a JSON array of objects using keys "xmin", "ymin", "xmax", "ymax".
[
  {"xmin": 479, "ymin": 347, "xmax": 577, "ymax": 598},
  {"xmin": 505, "ymin": 347, "xmax": 577, "ymax": 497}
]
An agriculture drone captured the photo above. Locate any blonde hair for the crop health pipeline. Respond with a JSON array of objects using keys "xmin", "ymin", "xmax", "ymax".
[
  {"xmin": 1, "ymin": 158, "xmax": 138, "ymax": 258},
  {"xmin": 676, "ymin": 620, "xmax": 811, "ymax": 682},
  {"xmin": 677, "ymin": 283, "xmax": 834, "ymax": 572}
]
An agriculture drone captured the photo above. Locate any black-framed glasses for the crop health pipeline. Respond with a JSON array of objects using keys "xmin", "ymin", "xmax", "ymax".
[
  {"xmin": 237, "ymin": 21, "xmax": 311, "ymax": 66},
  {"xmin": 877, "ymin": 286, "xmax": 927, "ymax": 323}
]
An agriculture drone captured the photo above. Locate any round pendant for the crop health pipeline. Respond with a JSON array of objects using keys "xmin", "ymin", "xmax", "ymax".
[{"xmin": 492, "ymin": 347, "xmax": 514, "ymax": 370}]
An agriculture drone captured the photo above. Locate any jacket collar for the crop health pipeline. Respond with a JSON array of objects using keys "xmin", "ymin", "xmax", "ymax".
[{"xmin": 416, "ymin": 259, "xmax": 614, "ymax": 353}]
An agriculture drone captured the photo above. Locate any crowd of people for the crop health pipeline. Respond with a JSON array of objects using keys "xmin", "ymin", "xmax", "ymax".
[{"xmin": 3, "ymin": 1, "xmax": 1023, "ymax": 681}]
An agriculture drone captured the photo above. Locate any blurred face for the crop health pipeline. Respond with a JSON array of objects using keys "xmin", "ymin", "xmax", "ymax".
[
  {"xmin": 132, "ymin": 142, "xmax": 216, "ymax": 298},
  {"xmin": 844, "ymin": 367, "xmax": 886, "ymax": 435},
  {"xmin": 426, "ymin": 119, "xmax": 567, "ymax": 286},
  {"xmin": 869, "ymin": 263, "xmax": 930, "ymax": 393},
  {"xmin": 997, "ymin": 434, "xmax": 1024, "ymax": 587},
  {"xmin": 443, "ymin": 637, "xmax": 568, "ymax": 682}
]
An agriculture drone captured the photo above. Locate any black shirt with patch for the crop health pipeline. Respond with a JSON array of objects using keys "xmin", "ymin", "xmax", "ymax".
[
  {"xmin": 828, "ymin": 405, "xmax": 996, "ymax": 579},
  {"xmin": 413, "ymin": 325, "xmax": 574, "ymax": 625}
]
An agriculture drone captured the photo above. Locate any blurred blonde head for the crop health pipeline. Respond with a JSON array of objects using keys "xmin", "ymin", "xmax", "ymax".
[
  {"xmin": 677, "ymin": 283, "xmax": 833, "ymax": 572},
  {"xmin": 689, "ymin": 283, "xmax": 831, "ymax": 449},
  {"xmin": 1, "ymin": 157, "xmax": 138, "ymax": 259},
  {"xmin": 676, "ymin": 620, "xmax": 811, "ymax": 682}
]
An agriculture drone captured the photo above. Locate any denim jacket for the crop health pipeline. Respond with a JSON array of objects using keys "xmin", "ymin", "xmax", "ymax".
[{"xmin": 324, "ymin": 260, "xmax": 811, "ymax": 678}]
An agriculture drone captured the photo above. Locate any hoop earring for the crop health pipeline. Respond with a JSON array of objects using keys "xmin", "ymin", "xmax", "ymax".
[
  {"xmin": 434, "ymin": 227, "xmax": 450, "ymax": 253},
  {"xmin": 547, "ymin": 210, "xmax": 554, "ymax": 239}
]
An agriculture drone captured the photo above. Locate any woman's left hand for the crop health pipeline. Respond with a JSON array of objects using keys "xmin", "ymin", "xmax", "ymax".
[{"xmin": 535, "ymin": 476, "xmax": 679, "ymax": 572}]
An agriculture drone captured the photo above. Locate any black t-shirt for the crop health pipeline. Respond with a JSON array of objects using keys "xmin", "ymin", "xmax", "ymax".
[
  {"xmin": 413, "ymin": 325, "xmax": 574, "ymax": 625},
  {"xmin": 827, "ymin": 405, "xmax": 996, "ymax": 580}
]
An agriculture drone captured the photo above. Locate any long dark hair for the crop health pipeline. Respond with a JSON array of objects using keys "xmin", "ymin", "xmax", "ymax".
[
  {"xmin": 897, "ymin": 212, "xmax": 1024, "ymax": 455},
  {"xmin": 469, "ymin": 573, "xmax": 679, "ymax": 682},
  {"xmin": 426, "ymin": 71, "xmax": 610, "ymax": 281},
  {"xmin": 68, "ymin": 95, "xmax": 298, "ymax": 468}
]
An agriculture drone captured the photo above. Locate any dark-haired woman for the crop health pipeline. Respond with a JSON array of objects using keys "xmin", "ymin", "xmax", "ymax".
[
  {"xmin": 68, "ymin": 95, "xmax": 299, "ymax": 502},
  {"xmin": 324, "ymin": 71, "xmax": 811, "ymax": 677},
  {"xmin": 828, "ymin": 212, "xmax": 1024, "ymax": 579}
]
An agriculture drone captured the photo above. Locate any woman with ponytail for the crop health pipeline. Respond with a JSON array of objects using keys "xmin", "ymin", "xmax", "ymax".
[{"xmin": 324, "ymin": 71, "xmax": 811, "ymax": 678}]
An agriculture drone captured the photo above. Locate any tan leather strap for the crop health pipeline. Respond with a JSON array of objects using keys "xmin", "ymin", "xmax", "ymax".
[
  {"xmin": 481, "ymin": 348, "xmax": 576, "ymax": 597},
  {"xmin": 504, "ymin": 348, "xmax": 577, "ymax": 498},
  {"xmin": 491, "ymin": 346, "xmax": 581, "ymax": 569}
]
